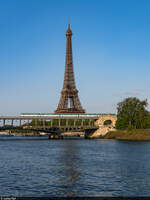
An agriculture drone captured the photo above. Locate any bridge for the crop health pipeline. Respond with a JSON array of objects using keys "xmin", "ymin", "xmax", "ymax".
[{"xmin": 0, "ymin": 113, "xmax": 116, "ymax": 138}]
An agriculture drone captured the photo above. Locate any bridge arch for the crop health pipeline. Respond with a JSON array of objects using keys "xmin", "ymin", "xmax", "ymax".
[
  {"xmin": 95, "ymin": 115, "xmax": 117, "ymax": 127},
  {"xmin": 103, "ymin": 119, "xmax": 112, "ymax": 126}
]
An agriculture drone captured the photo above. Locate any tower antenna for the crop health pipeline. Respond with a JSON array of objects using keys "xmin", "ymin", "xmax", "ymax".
[{"xmin": 68, "ymin": 17, "xmax": 70, "ymax": 29}]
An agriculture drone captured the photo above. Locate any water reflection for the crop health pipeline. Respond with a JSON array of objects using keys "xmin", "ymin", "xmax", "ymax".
[{"xmin": 56, "ymin": 140, "xmax": 83, "ymax": 197}]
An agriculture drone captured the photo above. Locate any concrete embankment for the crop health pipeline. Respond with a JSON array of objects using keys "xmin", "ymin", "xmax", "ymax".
[
  {"xmin": 8, "ymin": 131, "xmax": 42, "ymax": 137},
  {"xmin": 12, "ymin": 132, "xmax": 35, "ymax": 136},
  {"xmin": 62, "ymin": 131, "xmax": 84, "ymax": 137}
]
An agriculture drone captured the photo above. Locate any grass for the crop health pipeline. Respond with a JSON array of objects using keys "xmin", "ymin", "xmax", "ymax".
[{"xmin": 104, "ymin": 129, "xmax": 150, "ymax": 140}]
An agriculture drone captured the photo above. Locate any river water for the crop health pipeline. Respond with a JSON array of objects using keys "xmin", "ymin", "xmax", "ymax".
[{"xmin": 0, "ymin": 136, "xmax": 150, "ymax": 197}]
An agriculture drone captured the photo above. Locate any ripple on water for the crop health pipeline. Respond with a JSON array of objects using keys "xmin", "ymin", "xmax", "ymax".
[{"xmin": 0, "ymin": 137, "xmax": 150, "ymax": 196}]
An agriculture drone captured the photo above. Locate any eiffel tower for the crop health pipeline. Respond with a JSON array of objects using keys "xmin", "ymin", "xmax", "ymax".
[{"xmin": 55, "ymin": 24, "xmax": 85, "ymax": 113}]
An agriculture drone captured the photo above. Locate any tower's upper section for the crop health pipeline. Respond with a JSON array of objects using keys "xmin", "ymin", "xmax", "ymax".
[
  {"xmin": 62, "ymin": 23, "xmax": 76, "ymax": 91},
  {"xmin": 66, "ymin": 23, "xmax": 72, "ymax": 36}
]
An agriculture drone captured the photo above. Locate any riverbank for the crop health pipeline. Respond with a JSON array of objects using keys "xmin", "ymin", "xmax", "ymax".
[
  {"xmin": 0, "ymin": 131, "xmax": 44, "ymax": 137},
  {"xmin": 104, "ymin": 129, "xmax": 150, "ymax": 140}
]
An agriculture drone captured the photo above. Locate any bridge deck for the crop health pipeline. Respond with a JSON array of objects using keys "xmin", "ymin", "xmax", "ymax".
[{"xmin": 0, "ymin": 113, "xmax": 115, "ymax": 120}]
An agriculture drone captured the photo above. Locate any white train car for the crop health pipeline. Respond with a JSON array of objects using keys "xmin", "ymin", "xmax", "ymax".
[{"xmin": 20, "ymin": 113, "xmax": 115, "ymax": 120}]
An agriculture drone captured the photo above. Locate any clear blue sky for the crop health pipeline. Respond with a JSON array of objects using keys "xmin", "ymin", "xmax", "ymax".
[{"xmin": 0, "ymin": 0, "xmax": 150, "ymax": 115}]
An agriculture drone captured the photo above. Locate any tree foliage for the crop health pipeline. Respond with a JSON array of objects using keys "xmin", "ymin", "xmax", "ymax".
[
  {"xmin": 116, "ymin": 97, "xmax": 150, "ymax": 130},
  {"xmin": 104, "ymin": 120, "xmax": 112, "ymax": 125}
]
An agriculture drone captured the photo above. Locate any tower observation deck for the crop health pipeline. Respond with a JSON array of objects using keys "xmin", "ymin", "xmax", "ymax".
[{"xmin": 55, "ymin": 24, "xmax": 85, "ymax": 113}]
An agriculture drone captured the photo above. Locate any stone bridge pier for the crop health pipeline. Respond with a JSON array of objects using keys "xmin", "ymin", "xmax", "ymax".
[{"xmin": 89, "ymin": 114, "xmax": 117, "ymax": 138}]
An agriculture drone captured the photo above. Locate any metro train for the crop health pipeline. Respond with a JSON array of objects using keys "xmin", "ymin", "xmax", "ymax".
[{"xmin": 20, "ymin": 113, "xmax": 115, "ymax": 117}]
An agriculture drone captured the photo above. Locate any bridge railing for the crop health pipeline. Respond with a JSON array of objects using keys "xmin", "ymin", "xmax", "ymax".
[{"xmin": 0, "ymin": 118, "xmax": 98, "ymax": 128}]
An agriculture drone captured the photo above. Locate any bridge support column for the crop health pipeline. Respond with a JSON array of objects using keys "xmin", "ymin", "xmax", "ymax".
[
  {"xmin": 43, "ymin": 120, "xmax": 45, "ymax": 128},
  {"xmin": 58, "ymin": 119, "xmax": 61, "ymax": 127},
  {"xmin": 66, "ymin": 119, "xmax": 68, "ymax": 126},
  {"xmin": 81, "ymin": 119, "xmax": 84, "ymax": 127},
  {"xmin": 11, "ymin": 120, "xmax": 14, "ymax": 127},
  {"xmin": 35, "ymin": 120, "xmax": 37, "ymax": 126},
  {"xmin": 74, "ymin": 120, "xmax": 76, "ymax": 127},
  {"xmin": 50, "ymin": 120, "xmax": 52, "ymax": 127},
  {"xmin": 19, "ymin": 120, "xmax": 21, "ymax": 127},
  {"xmin": 88, "ymin": 119, "xmax": 91, "ymax": 127},
  {"xmin": 3, "ymin": 119, "xmax": 5, "ymax": 127}
]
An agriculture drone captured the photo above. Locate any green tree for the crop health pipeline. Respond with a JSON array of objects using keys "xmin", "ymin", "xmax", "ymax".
[
  {"xmin": 116, "ymin": 97, "xmax": 150, "ymax": 130},
  {"xmin": 104, "ymin": 120, "xmax": 112, "ymax": 125}
]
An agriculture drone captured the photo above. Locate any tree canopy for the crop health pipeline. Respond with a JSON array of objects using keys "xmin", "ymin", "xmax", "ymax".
[{"xmin": 116, "ymin": 97, "xmax": 150, "ymax": 130}]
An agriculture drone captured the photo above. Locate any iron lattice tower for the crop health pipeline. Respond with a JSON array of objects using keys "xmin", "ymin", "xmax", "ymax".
[{"xmin": 55, "ymin": 24, "xmax": 85, "ymax": 113}]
